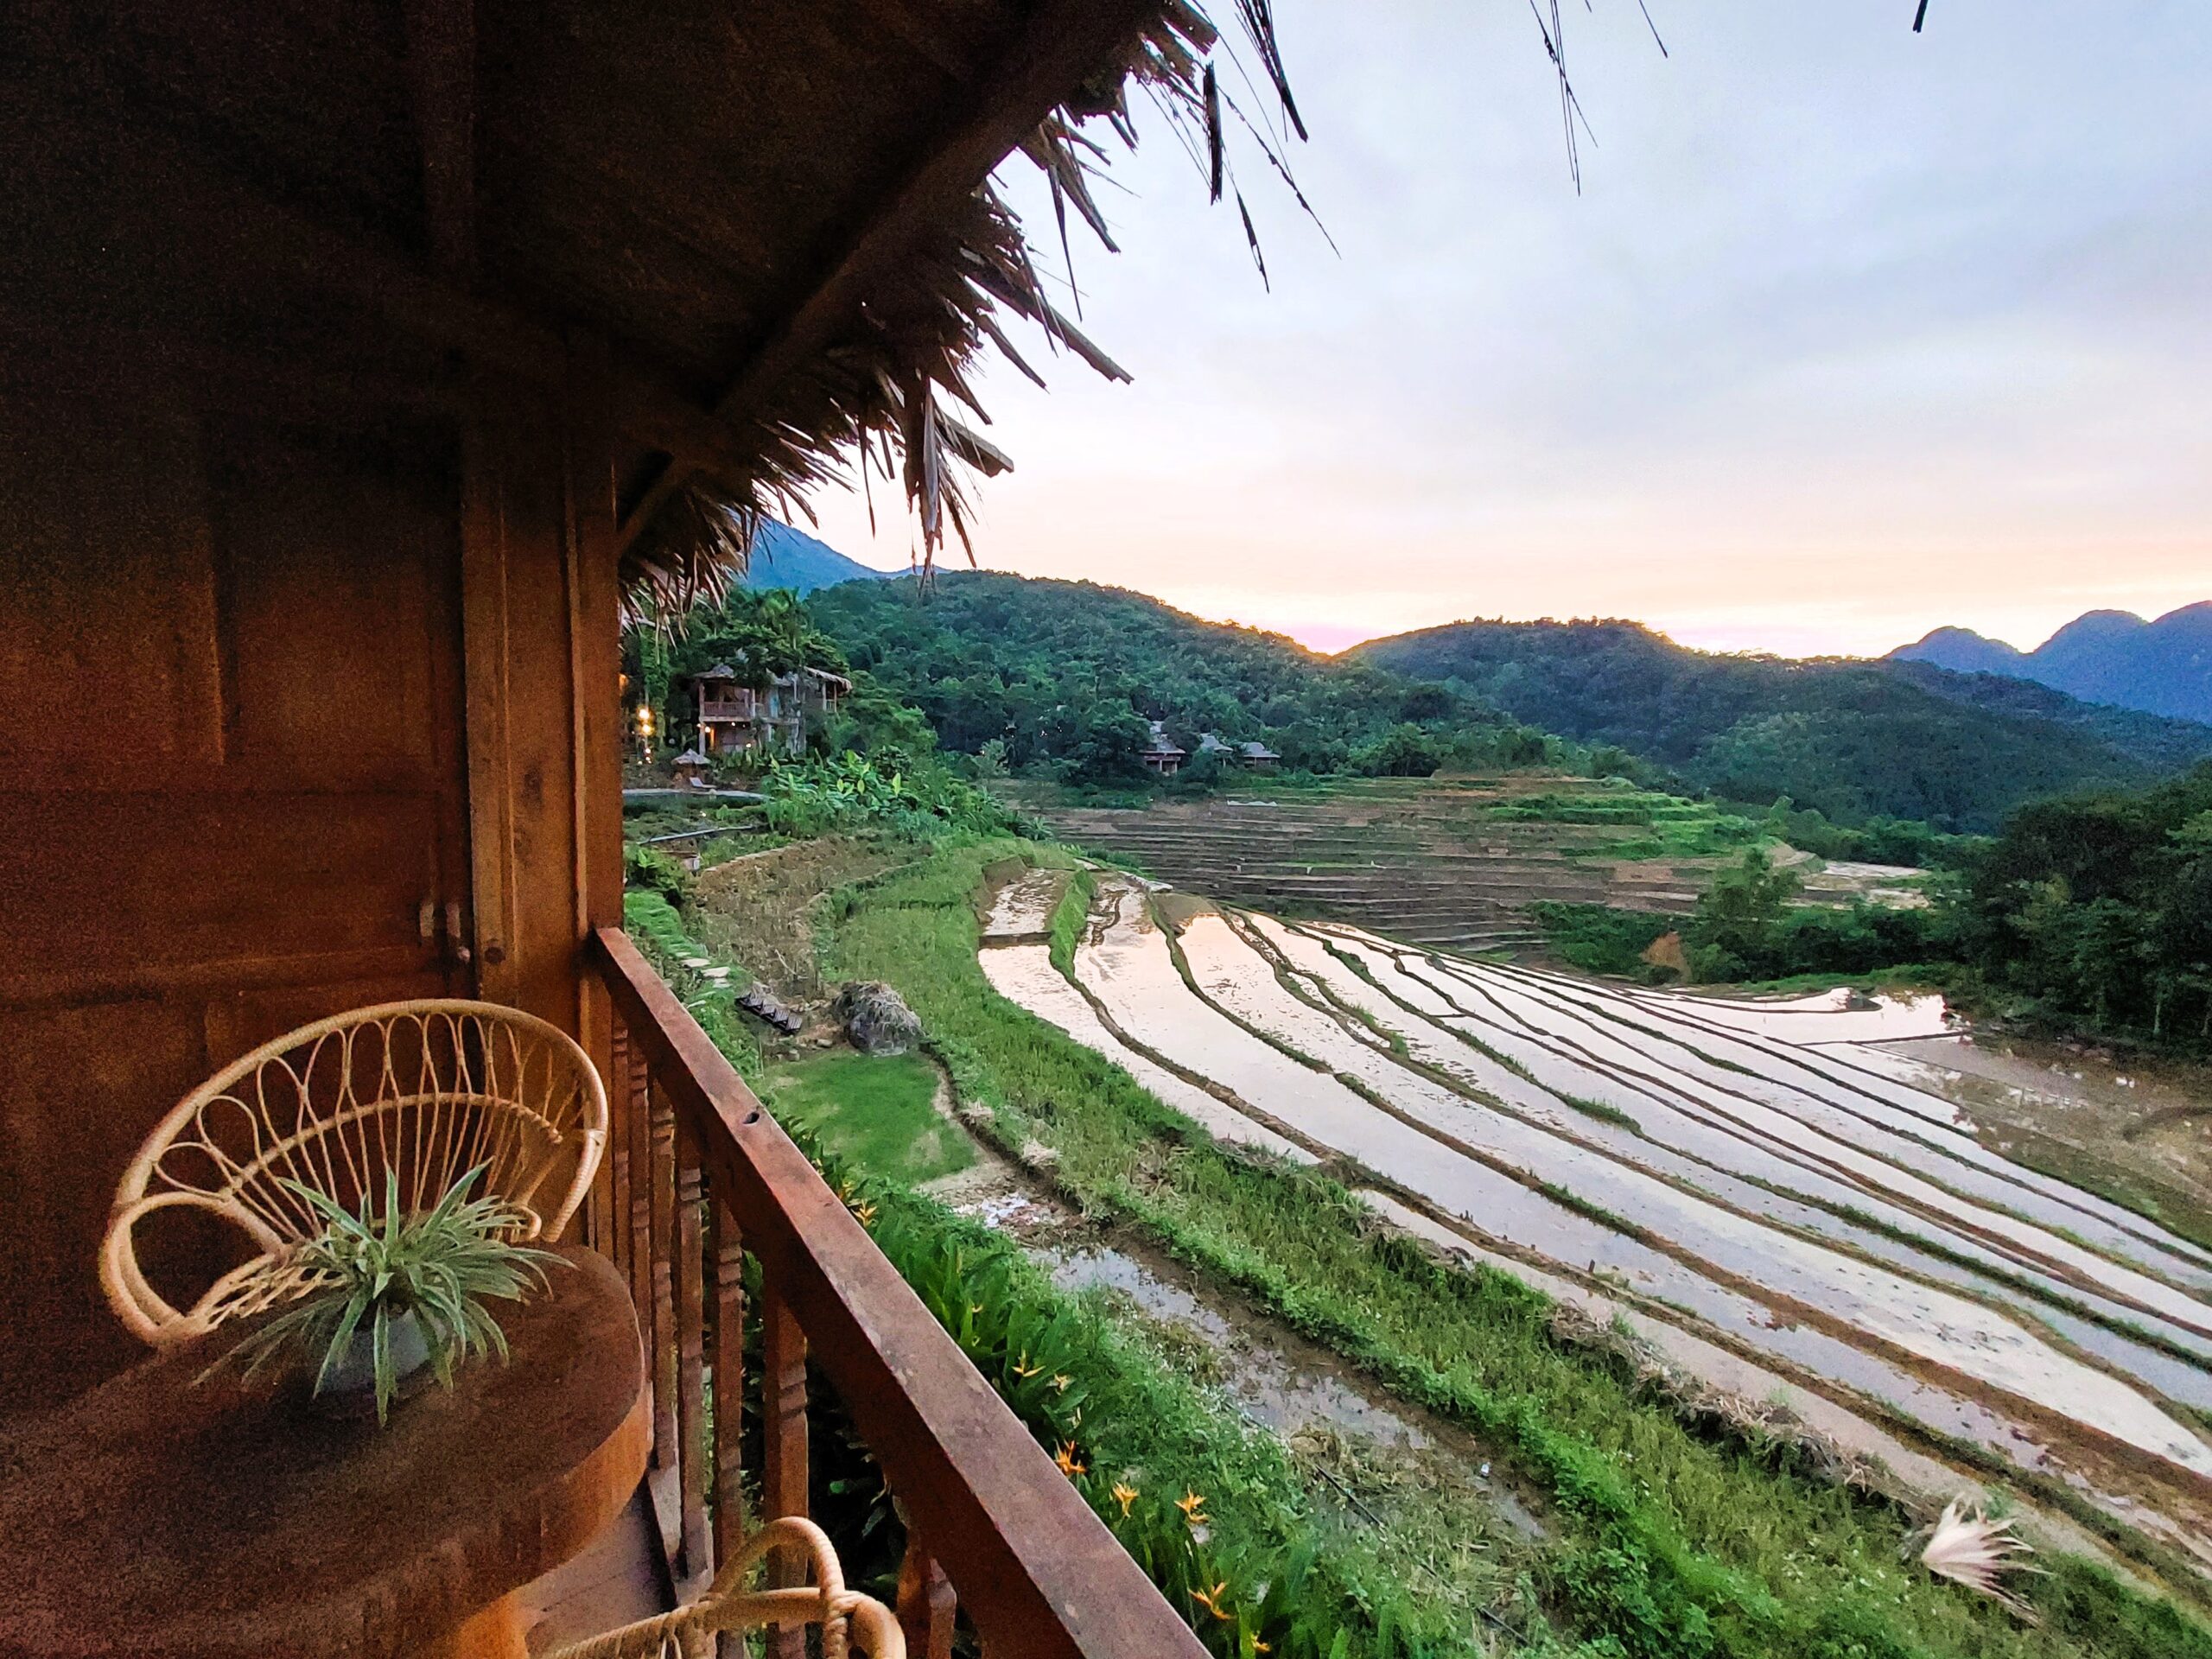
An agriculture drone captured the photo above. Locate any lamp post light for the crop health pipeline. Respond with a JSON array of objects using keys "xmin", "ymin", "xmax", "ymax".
[{"xmin": 635, "ymin": 702, "xmax": 656, "ymax": 764}]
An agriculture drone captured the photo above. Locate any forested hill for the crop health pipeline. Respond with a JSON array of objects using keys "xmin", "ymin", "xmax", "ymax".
[
  {"xmin": 805, "ymin": 573, "xmax": 1535, "ymax": 777},
  {"xmin": 1353, "ymin": 619, "xmax": 2212, "ymax": 831}
]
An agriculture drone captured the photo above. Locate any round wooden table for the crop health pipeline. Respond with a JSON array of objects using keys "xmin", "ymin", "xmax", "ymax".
[{"xmin": 0, "ymin": 1246, "xmax": 647, "ymax": 1659}]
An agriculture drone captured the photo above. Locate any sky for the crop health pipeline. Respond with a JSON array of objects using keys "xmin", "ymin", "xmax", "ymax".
[{"xmin": 803, "ymin": 1, "xmax": 2212, "ymax": 659}]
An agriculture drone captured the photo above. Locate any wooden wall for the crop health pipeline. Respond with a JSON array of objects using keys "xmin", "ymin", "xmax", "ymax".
[{"xmin": 0, "ymin": 89, "xmax": 624, "ymax": 1412}]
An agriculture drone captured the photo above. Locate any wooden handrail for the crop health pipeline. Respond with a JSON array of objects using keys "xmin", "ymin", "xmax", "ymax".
[{"xmin": 588, "ymin": 925, "xmax": 1206, "ymax": 1659}]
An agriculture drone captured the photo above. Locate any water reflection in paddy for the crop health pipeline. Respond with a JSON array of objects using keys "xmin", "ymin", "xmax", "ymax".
[{"xmin": 982, "ymin": 874, "xmax": 2212, "ymax": 1544}]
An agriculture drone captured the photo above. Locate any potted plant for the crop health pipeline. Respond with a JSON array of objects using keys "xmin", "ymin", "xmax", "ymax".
[{"xmin": 211, "ymin": 1163, "xmax": 568, "ymax": 1423}]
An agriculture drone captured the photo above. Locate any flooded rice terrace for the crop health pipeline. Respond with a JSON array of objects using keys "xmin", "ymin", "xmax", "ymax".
[{"xmin": 980, "ymin": 869, "xmax": 2212, "ymax": 1563}]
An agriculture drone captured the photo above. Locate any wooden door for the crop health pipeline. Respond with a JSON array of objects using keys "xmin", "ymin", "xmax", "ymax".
[{"xmin": 0, "ymin": 365, "xmax": 477, "ymax": 1409}]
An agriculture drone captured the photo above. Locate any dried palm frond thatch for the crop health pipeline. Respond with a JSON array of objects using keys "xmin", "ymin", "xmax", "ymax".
[
  {"xmin": 621, "ymin": 2, "xmax": 1313, "ymax": 622},
  {"xmin": 1914, "ymin": 1498, "xmax": 2043, "ymax": 1621}
]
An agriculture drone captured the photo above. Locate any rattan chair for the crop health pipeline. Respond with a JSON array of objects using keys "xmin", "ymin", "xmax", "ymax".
[
  {"xmin": 101, "ymin": 999, "xmax": 607, "ymax": 1347},
  {"xmin": 544, "ymin": 1516, "xmax": 904, "ymax": 1659}
]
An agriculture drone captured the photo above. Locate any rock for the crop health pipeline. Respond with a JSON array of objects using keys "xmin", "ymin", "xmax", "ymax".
[{"xmin": 832, "ymin": 981, "xmax": 924, "ymax": 1056}]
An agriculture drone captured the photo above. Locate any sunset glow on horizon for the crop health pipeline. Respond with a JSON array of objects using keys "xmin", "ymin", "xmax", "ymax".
[{"xmin": 805, "ymin": 2, "xmax": 2211, "ymax": 662}]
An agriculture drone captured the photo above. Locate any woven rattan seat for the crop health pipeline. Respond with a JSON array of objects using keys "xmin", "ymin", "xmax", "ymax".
[{"xmin": 101, "ymin": 1000, "xmax": 607, "ymax": 1346}]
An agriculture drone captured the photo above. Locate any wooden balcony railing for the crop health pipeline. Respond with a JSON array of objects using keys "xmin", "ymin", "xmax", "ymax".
[{"xmin": 586, "ymin": 926, "xmax": 1206, "ymax": 1659}]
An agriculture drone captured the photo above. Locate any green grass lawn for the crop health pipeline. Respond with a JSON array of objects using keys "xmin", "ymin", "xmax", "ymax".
[
  {"xmin": 818, "ymin": 836, "xmax": 2212, "ymax": 1659},
  {"xmin": 759, "ymin": 1050, "xmax": 974, "ymax": 1186}
]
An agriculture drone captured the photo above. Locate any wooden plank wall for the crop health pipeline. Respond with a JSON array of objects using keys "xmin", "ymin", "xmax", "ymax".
[{"xmin": 0, "ymin": 84, "xmax": 625, "ymax": 1412}]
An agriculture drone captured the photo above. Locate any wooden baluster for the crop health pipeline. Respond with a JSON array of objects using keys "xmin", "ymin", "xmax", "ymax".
[
  {"xmin": 676, "ymin": 1122, "xmax": 710, "ymax": 1584},
  {"xmin": 896, "ymin": 1522, "xmax": 957, "ymax": 1659},
  {"xmin": 760, "ymin": 1272, "xmax": 809, "ymax": 1659},
  {"xmin": 709, "ymin": 1192, "xmax": 747, "ymax": 1659},
  {"xmin": 648, "ymin": 1082, "xmax": 679, "ymax": 1475},
  {"xmin": 709, "ymin": 1192, "xmax": 746, "ymax": 1567},
  {"xmin": 624, "ymin": 1033, "xmax": 652, "ymax": 1378},
  {"xmin": 606, "ymin": 1019, "xmax": 632, "ymax": 1280}
]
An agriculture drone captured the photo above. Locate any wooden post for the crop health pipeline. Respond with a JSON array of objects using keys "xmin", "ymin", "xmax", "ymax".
[
  {"xmin": 760, "ymin": 1272, "xmax": 810, "ymax": 1659},
  {"xmin": 676, "ymin": 1122, "xmax": 710, "ymax": 1583},
  {"xmin": 648, "ymin": 1082, "xmax": 679, "ymax": 1473},
  {"xmin": 709, "ymin": 1192, "xmax": 747, "ymax": 1659},
  {"xmin": 897, "ymin": 1522, "xmax": 958, "ymax": 1659}
]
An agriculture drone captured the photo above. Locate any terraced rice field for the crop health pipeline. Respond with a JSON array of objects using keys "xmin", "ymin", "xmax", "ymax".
[
  {"xmin": 981, "ymin": 868, "xmax": 2212, "ymax": 1568},
  {"xmin": 1033, "ymin": 778, "xmax": 1741, "ymax": 951}
]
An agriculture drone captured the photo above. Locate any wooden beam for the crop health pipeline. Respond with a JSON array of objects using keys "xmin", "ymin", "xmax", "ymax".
[
  {"xmin": 616, "ymin": 0, "xmax": 1163, "ymax": 554},
  {"xmin": 403, "ymin": 0, "xmax": 477, "ymax": 276}
]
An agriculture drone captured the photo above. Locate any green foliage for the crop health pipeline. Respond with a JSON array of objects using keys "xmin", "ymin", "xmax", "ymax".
[
  {"xmin": 1357, "ymin": 620, "xmax": 2212, "ymax": 832},
  {"xmin": 760, "ymin": 750, "xmax": 1020, "ymax": 840},
  {"xmin": 805, "ymin": 572, "xmax": 1523, "ymax": 787},
  {"xmin": 1957, "ymin": 761, "xmax": 2212, "ymax": 1045},
  {"xmin": 1682, "ymin": 848, "xmax": 1803, "ymax": 977},
  {"xmin": 214, "ymin": 1165, "xmax": 565, "ymax": 1424},
  {"xmin": 1529, "ymin": 903, "xmax": 1676, "ymax": 980},
  {"xmin": 1538, "ymin": 853, "xmax": 1959, "ymax": 986},
  {"xmin": 1753, "ymin": 799, "xmax": 1982, "ymax": 870},
  {"xmin": 1351, "ymin": 722, "xmax": 1445, "ymax": 778},
  {"xmin": 622, "ymin": 841, "xmax": 696, "ymax": 909}
]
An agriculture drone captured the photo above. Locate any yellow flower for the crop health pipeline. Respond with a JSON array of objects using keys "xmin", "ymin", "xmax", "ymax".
[
  {"xmin": 1176, "ymin": 1490, "xmax": 1210, "ymax": 1526},
  {"xmin": 1112, "ymin": 1481, "xmax": 1139, "ymax": 1516},
  {"xmin": 853, "ymin": 1201, "xmax": 878, "ymax": 1228},
  {"xmin": 1012, "ymin": 1352, "xmax": 1043, "ymax": 1380},
  {"xmin": 1192, "ymin": 1582, "xmax": 1233, "ymax": 1622},
  {"xmin": 1053, "ymin": 1441, "xmax": 1087, "ymax": 1478},
  {"xmin": 968, "ymin": 1302, "xmax": 983, "ymax": 1315},
  {"xmin": 1252, "ymin": 1641, "xmax": 1272, "ymax": 1655},
  {"xmin": 1052, "ymin": 1374, "xmax": 1071, "ymax": 1392}
]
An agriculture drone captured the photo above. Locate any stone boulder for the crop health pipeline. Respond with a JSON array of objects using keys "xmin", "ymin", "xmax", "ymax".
[{"xmin": 832, "ymin": 981, "xmax": 924, "ymax": 1056}]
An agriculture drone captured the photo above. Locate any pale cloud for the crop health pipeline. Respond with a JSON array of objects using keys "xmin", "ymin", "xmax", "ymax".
[{"xmin": 806, "ymin": 0, "xmax": 2212, "ymax": 660}]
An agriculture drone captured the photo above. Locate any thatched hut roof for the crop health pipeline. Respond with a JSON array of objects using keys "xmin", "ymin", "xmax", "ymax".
[{"xmin": 11, "ymin": 2, "xmax": 1301, "ymax": 620}]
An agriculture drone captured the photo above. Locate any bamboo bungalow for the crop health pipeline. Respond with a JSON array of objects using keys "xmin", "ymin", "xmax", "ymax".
[
  {"xmin": 687, "ymin": 663, "xmax": 853, "ymax": 760},
  {"xmin": 0, "ymin": 2, "xmax": 1289, "ymax": 1653},
  {"xmin": 1141, "ymin": 721, "xmax": 1189, "ymax": 776}
]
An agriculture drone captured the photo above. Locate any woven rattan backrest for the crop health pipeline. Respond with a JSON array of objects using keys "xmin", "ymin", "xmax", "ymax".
[{"xmin": 101, "ymin": 1000, "xmax": 607, "ymax": 1346}]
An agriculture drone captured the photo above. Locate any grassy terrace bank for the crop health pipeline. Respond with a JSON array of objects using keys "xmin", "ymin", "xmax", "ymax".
[{"xmin": 812, "ymin": 836, "xmax": 2212, "ymax": 1659}]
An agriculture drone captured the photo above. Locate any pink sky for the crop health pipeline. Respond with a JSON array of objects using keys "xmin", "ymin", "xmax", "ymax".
[{"xmin": 806, "ymin": 3, "xmax": 2211, "ymax": 662}]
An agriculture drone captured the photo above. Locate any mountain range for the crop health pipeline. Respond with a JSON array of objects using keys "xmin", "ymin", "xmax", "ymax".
[
  {"xmin": 1353, "ymin": 617, "xmax": 2212, "ymax": 831},
  {"xmin": 1889, "ymin": 602, "xmax": 2212, "ymax": 724},
  {"xmin": 748, "ymin": 520, "xmax": 2212, "ymax": 830},
  {"xmin": 740, "ymin": 520, "xmax": 898, "ymax": 595}
]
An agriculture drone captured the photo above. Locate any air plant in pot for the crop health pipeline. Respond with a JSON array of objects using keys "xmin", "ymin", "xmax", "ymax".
[{"xmin": 210, "ymin": 1163, "xmax": 568, "ymax": 1424}]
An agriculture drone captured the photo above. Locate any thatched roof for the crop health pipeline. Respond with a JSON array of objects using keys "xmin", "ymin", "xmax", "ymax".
[
  {"xmin": 12, "ymin": 2, "xmax": 1300, "ymax": 622},
  {"xmin": 603, "ymin": 0, "xmax": 1313, "ymax": 621}
]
